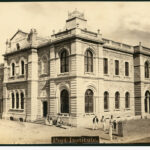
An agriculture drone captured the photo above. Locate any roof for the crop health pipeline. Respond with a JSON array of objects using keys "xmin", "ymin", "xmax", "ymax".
[{"xmin": 10, "ymin": 29, "xmax": 28, "ymax": 41}]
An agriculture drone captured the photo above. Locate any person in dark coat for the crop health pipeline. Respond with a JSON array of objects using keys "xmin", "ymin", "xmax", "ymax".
[{"xmin": 92, "ymin": 115, "xmax": 99, "ymax": 130}]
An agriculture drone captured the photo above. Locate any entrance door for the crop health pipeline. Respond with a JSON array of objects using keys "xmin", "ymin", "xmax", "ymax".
[{"xmin": 43, "ymin": 101, "xmax": 47, "ymax": 117}]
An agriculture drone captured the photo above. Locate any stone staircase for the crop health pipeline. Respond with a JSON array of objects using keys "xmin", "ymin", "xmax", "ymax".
[{"xmin": 33, "ymin": 118, "xmax": 46, "ymax": 125}]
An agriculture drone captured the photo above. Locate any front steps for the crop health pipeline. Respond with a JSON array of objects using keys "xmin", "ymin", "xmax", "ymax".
[{"xmin": 33, "ymin": 118, "xmax": 46, "ymax": 125}]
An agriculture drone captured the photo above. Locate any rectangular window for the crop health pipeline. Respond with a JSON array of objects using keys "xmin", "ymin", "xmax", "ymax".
[
  {"xmin": 115, "ymin": 60, "xmax": 119, "ymax": 75},
  {"xmin": 125, "ymin": 62, "xmax": 129, "ymax": 76},
  {"xmin": 103, "ymin": 58, "xmax": 108, "ymax": 74}
]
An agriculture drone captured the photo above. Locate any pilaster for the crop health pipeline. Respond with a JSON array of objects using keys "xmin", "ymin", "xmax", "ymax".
[{"xmin": 27, "ymin": 48, "xmax": 38, "ymax": 121}]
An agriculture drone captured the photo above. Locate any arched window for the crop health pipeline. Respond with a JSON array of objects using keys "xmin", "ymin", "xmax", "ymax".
[
  {"xmin": 21, "ymin": 60, "xmax": 25, "ymax": 75},
  {"xmin": 115, "ymin": 92, "xmax": 120, "ymax": 109},
  {"xmin": 60, "ymin": 89, "xmax": 69, "ymax": 113},
  {"xmin": 125, "ymin": 92, "xmax": 130, "ymax": 108},
  {"xmin": 104, "ymin": 91, "xmax": 109, "ymax": 110},
  {"xmin": 11, "ymin": 63, "xmax": 15, "ymax": 76},
  {"xmin": 11, "ymin": 92, "xmax": 15, "ymax": 109},
  {"xmin": 21, "ymin": 92, "xmax": 24, "ymax": 109},
  {"xmin": 145, "ymin": 91, "xmax": 150, "ymax": 113},
  {"xmin": 16, "ymin": 92, "xmax": 19, "ymax": 109},
  {"xmin": 60, "ymin": 50, "xmax": 69, "ymax": 73},
  {"xmin": 41, "ymin": 55, "xmax": 48, "ymax": 74},
  {"xmin": 85, "ymin": 89, "xmax": 94, "ymax": 113},
  {"xmin": 84, "ymin": 50, "xmax": 93, "ymax": 72},
  {"xmin": 145, "ymin": 61, "xmax": 149, "ymax": 78}
]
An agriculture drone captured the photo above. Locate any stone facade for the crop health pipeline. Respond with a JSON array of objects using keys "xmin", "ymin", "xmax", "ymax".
[{"xmin": 1, "ymin": 10, "xmax": 150, "ymax": 127}]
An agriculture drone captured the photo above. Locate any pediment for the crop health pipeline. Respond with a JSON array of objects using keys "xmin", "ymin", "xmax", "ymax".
[{"xmin": 10, "ymin": 30, "xmax": 28, "ymax": 43}]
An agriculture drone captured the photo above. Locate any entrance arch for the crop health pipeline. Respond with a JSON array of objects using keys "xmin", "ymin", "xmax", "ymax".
[{"xmin": 145, "ymin": 91, "xmax": 150, "ymax": 113}]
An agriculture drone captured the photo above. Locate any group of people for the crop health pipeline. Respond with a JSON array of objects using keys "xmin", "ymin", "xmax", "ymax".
[
  {"xmin": 45, "ymin": 115, "xmax": 63, "ymax": 127},
  {"xmin": 46, "ymin": 114, "xmax": 115, "ymax": 140},
  {"xmin": 93, "ymin": 115, "xmax": 114, "ymax": 141}
]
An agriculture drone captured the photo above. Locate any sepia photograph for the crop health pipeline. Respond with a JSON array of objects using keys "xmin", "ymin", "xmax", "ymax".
[{"xmin": 0, "ymin": 1, "xmax": 150, "ymax": 145}]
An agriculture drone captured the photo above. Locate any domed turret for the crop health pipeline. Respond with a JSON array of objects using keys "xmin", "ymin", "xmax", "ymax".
[
  {"xmin": 68, "ymin": 8, "xmax": 85, "ymax": 20},
  {"xmin": 66, "ymin": 9, "xmax": 87, "ymax": 30}
]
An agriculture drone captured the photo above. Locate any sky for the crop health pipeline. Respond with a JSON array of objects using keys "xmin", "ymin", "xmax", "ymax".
[{"xmin": 1, "ymin": 2, "xmax": 150, "ymax": 63}]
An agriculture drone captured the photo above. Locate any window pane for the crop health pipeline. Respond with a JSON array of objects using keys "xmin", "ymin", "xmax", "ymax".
[
  {"xmin": 125, "ymin": 62, "xmax": 129, "ymax": 76},
  {"xmin": 85, "ymin": 89, "xmax": 93, "ymax": 113},
  {"xmin": 104, "ymin": 58, "xmax": 108, "ymax": 74},
  {"xmin": 12, "ymin": 63, "xmax": 15, "ymax": 76},
  {"xmin": 21, "ymin": 93, "xmax": 24, "ymax": 109},
  {"xmin": 145, "ymin": 62, "xmax": 149, "ymax": 78},
  {"xmin": 125, "ymin": 92, "xmax": 130, "ymax": 108},
  {"xmin": 21, "ymin": 61, "xmax": 24, "ymax": 75},
  {"xmin": 12, "ymin": 93, "xmax": 14, "ymax": 109},
  {"xmin": 115, "ymin": 60, "xmax": 119, "ymax": 75},
  {"xmin": 145, "ymin": 91, "xmax": 149, "ymax": 112},
  {"xmin": 16, "ymin": 93, "xmax": 19, "ymax": 109},
  {"xmin": 104, "ymin": 92, "xmax": 109, "ymax": 110},
  {"xmin": 60, "ymin": 50, "xmax": 69, "ymax": 73},
  {"xmin": 115, "ymin": 92, "xmax": 120, "ymax": 109},
  {"xmin": 84, "ymin": 50, "xmax": 93, "ymax": 72},
  {"xmin": 61, "ymin": 90, "xmax": 69, "ymax": 113}
]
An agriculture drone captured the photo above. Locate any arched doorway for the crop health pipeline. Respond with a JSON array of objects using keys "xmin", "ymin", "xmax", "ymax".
[{"xmin": 145, "ymin": 91, "xmax": 150, "ymax": 114}]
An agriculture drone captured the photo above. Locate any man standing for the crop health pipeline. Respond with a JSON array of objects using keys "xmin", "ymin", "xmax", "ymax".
[
  {"xmin": 101, "ymin": 116, "xmax": 106, "ymax": 132},
  {"xmin": 92, "ymin": 115, "xmax": 99, "ymax": 130}
]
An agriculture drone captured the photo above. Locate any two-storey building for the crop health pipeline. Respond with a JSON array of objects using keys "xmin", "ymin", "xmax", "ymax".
[{"xmin": 2, "ymin": 10, "xmax": 150, "ymax": 127}]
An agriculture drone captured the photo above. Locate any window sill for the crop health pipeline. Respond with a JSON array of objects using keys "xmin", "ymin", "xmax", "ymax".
[
  {"xmin": 40, "ymin": 73, "xmax": 48, "ymax": 77},
  {"xmin": 9, "ymin": 76, "xmax": 15, "ymax": 79},
  {"xmin": 104, "ymin": 109, "xmax": 109, "ymax": 112},
  {"xmin": 17, "ymin": 75, "xmax": 25, "ymax": 78},
  {"xmin": 113, "ymin": 75, "xmax": 120, "ymax": 78},
  {"xmin": 58, "ymin": 72, "xmax": 69, "ymax": 76},
  {"xmin": 125, "ymin": 108, "xmax": 130, "ymax": 111},
  {"xmin": 84, "ymin": 72, "xmax": 95, "ymax": 75},
  {"xmin": 124, "ymin": 76, "xmax": 130, "ymax": 79},
  {"xmin": 57, "ymin": 113, "xmax": 69, "ymax": 117},
  {"xmin": 104, "ymin": 74, "xmax": 109, "ymax": 77},
  {"xmin": 9, "ymin": 109, "xmax": 24, "ymax": 112},
  {"xmin": 84, "ymin": 113, "xmax": 95, "ymax": 116},
  {"xmin": 114, "ymin": 109, "xmax": 120, "ymax": 111}
]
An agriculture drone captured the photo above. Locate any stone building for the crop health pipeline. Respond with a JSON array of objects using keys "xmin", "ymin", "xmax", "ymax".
[{"xmin": 2, "ymin": 10, "xmax": 150, "ymax": 127}]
